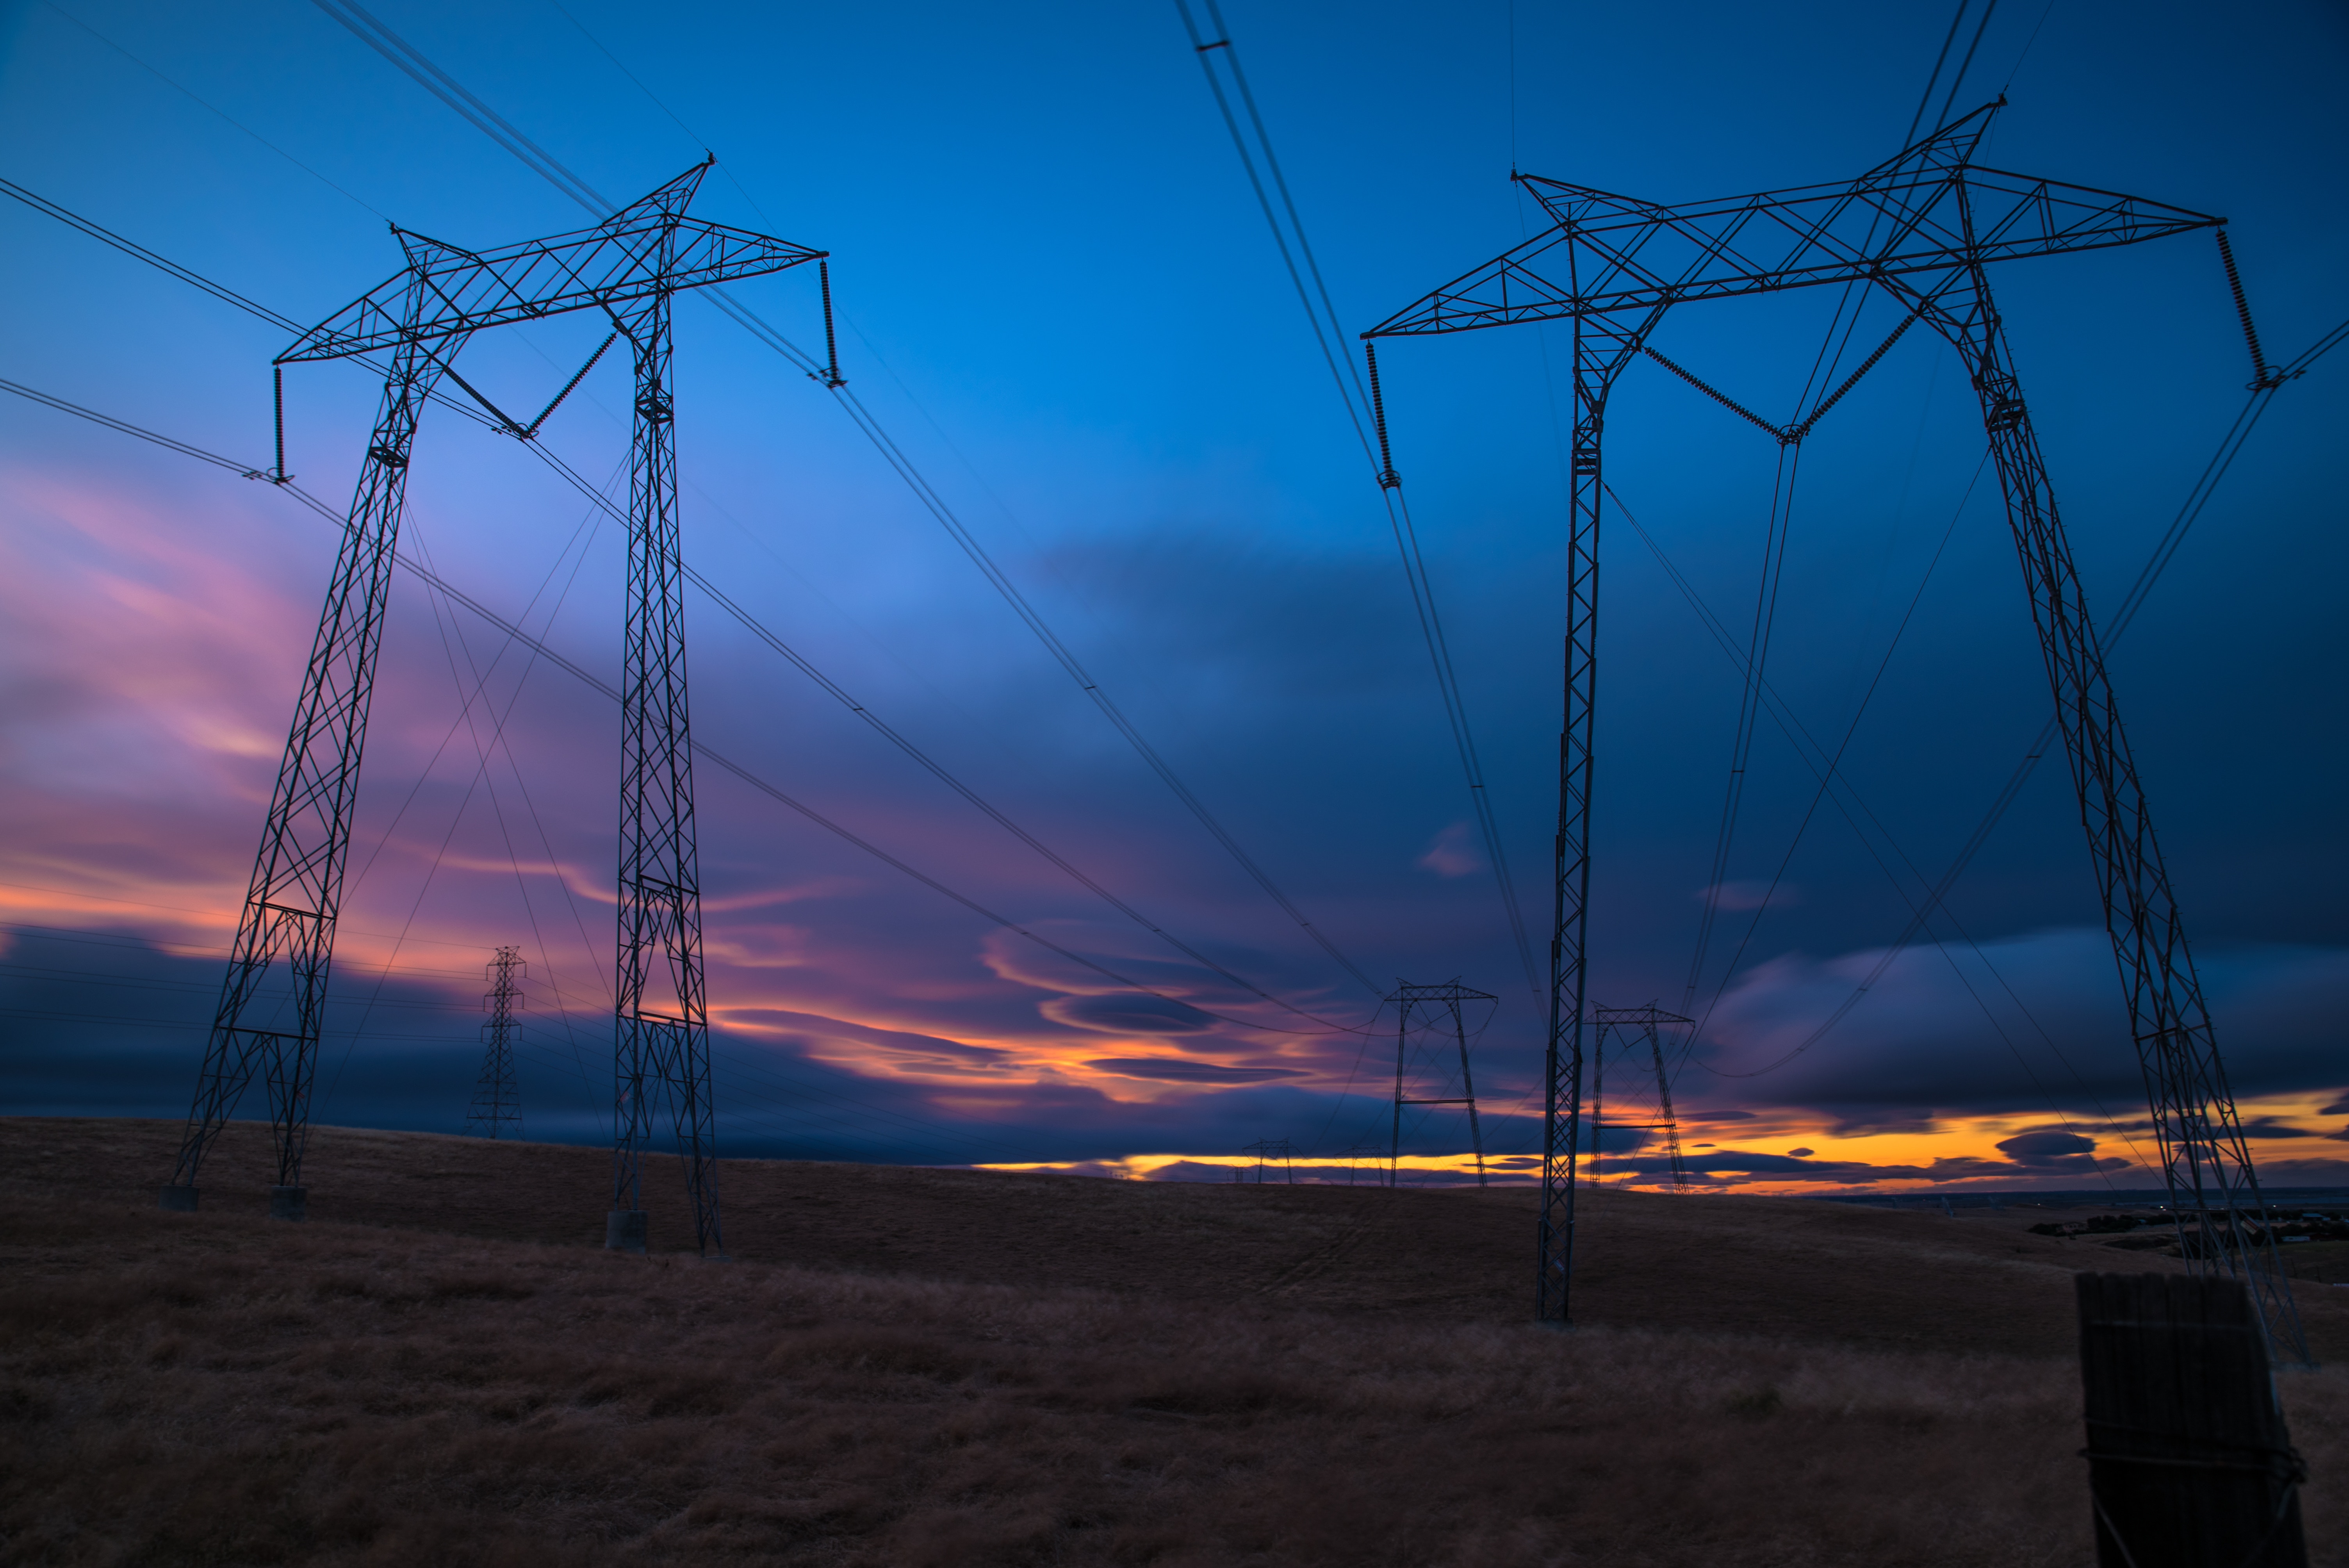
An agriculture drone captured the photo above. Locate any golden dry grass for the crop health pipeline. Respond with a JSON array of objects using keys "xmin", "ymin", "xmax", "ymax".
[{"xmin": 4, "ymin": 1118, "xmax": 2347, "ymax": 1564}]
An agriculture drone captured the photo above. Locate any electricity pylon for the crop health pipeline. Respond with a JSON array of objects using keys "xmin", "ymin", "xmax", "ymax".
[
  {"xmin": 1241, "ymin": 1138, "xmax": 1297, "ymax": 1184},
  {"xmin": 467, "ymin": 946, "xmax": 524, "ymax": 1139},
  {"xmin": 1388, "ymin": 979, "xmax": 1495, "ymax": 1188},
  {"xmin": 1336, "ymin": 1143, "xmax": 1386, "ymax": 1185},
  {"xmin": 1588, "ymin": 1005, "xmax": 1690, "ymax": 1191},
  {"xmin": 1367, "ymin": 101, "xmax": 2306, "ymax": 1358},
  {"xmin": 159, "ymin": 164, "xmax": 824, "ymax": 1260}
]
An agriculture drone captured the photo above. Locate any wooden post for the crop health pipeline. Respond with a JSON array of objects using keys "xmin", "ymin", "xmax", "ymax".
[{"xmin": 2076, "ymin": 1272, "xmax": 2307, "ymax": 1568}]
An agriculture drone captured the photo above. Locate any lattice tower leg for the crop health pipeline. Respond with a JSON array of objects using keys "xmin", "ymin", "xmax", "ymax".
[
  {"xmin": 1389, "ymin": 994, "xmax": 1410, "ymax": 1188},
  {"xmin": 1452, "ymin": 999, "xmax": 1487, "ymax": 1188},
  {"xmin": 608, "ymin": 287, "xmax": 724, "ymax": 1257},
  {"xmin": 1588, "ymin": 1020, "xmax": 1607, "ymax": 1187},
  {"xmin": 1536, "ymin": 312, "xmax": 1659, "ymax": 1321},
  {"xmin": 163, "ymin": 331, "xmax": 450, "ymax": 1205},
  {"xmin": 1924, "ymin": 267, "xmax": 2305, "ymax": 1361},
  {"xmin": 1645, "ymin": 1021, "xmax": 1690, "ymax": 1192}
]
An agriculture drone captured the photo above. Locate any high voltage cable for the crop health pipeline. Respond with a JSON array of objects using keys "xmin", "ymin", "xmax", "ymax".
[
  {"xmin": 410, "ymin": 514, "xmax": 614, "ymax": 1089},
  {"xmin": 1607, "ymin": 480, "xmax": 2163, "ymax": 1180},
  {"xmin": 1676, "ymin": 444, "xmax": 1804, "ymax": 1023},
  {"xmin": 1661, "ymin": 21, "xmax": 2054, "ymax": 1065},
  {"xmin": 1696, "ymin": 308, "xmax": 2345, "ymax": 1078},
  {"xmin": 684, "ymin": 568, "xmax": 1356, "ymax": 1029},
  {"xmin": 0, "ymin": 373, "xmax": 1372, "ymax": 1040},
  {"xmin": 380, "ymin": 407, "xmax": 1373, "ymax": 1034},
  {"xmin": 1169, "ymin": 0, "xmax": 1540, "ymax": 1000},
  {"xmin": 43, "ymin": 6, "xmax": 390, "ymax": 220},
  {"xmin": 0, "ymin": 178, "xmax": 1373, "ymax": 1037},
  {"xmin": 1686, "ymin": 456, "xmax": 1990, "ymax": 1042},
  {"xmin": 0, "ymin": 176, "xmax": 305, "ymax": 333},
  {"xmin": 1618, "ymin": 301, "xmax": 2344, "ymax": 1080},
  {"xmin": 307, "ymin": 0, "xmax": 610, "ymax": 214},
  {"xmin": 1613, "ymin": 475, "xmax": 2160, "ymax": 1186},
  {"xmin": 316, "ymin": 505, "xmax": 603, "ymax": 1119},
  {"xmin": 302, "ymin": 0, "xmax": 1385, "ymax": 1002},
  {"xmin": 1666, "ymin": 195, "xmax": 1918, "ymax": 1029},
  {"xmin": 1665, "ymin": 21, "xmax": 1993, "ymax": 1024},
  {"xmin": 704, "ymin": 298, "xmax": 1386, "ymax": 1001}
]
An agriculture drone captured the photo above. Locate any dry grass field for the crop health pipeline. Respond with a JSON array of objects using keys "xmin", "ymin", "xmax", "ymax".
[{"xmin": 4, "ymin": 1117, "xmax": 2347, "ymax": 1565}]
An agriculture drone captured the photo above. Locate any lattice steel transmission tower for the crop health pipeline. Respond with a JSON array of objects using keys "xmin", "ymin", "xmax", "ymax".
[
  {"xmin": 1366, "ymin": 102, "xmax": 2306, "ymax": 1356},
  {"xmin": 1335, "ymin": 1143, "xmax": 1387, "ymax": 1185},
  {"xmin": 1241, "ymin": 1138, "xmax": 1297, "ymax": 1184},
  {"xmin": 467, "ymin": 946, "xmax": 524, "ymax": 1139},
  {"xmin": 1387, "ymin": 979, "xmax": 1495, "ymax": 1188},
  {"xmin": 157, "ymin": 165, "xmax": 824, "ymax": 1259},
  {"xmin": 1588, "ymin": 1005, "xmax": 1690, "ymax": 1191}
]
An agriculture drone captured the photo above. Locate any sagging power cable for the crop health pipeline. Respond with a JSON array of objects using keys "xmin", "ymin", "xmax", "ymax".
[
  {"xmin": 1655, "ymin": 303, "xmax": 2345, "ymax": 1080},
  {"xmin": 304, "ymin": 0, "xmax": 1386, "ymax": 1002},
  {"xmin": 1, "ymin": 176, "xmax": 1373, "ymax": 1034},
  {"xmin": 0, "ymin": 374, "xmax": 1365, "ymax": 1039},
  {"xmin": 1659, "ymin": 37, "xmax": 2012, "ymax": 1057},
  {"xmin": 1608, "ymin": 479, "xmax": 2159, "ymax": 1183},
  {"xmin": 1171, "ymin": 0, "xmax": 1541, "ymax": 1000}
]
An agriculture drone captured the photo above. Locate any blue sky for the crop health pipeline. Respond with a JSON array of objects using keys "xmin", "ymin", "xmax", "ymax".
[{"xmin": 1, "ymin": 0, "xmax": 2344, "ymax": 1189}]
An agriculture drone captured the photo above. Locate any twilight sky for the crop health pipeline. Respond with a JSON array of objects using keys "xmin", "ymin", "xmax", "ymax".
[{"xmin": 2, "ymin": 0, "xmax": 2344, "ymax": 1194}]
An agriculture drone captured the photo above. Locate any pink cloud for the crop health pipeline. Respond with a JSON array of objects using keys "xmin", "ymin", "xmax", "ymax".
[
  {"xmin": 1695, "ymin": 880, "xmax": 1793, "ymax": 912},
  {"xmin": 1417, "ymin": 821, "xmax": 1481, "ymax": 878}
]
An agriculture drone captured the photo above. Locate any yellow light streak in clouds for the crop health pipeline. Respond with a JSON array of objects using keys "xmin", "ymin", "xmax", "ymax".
[{"xmin": 980, "ymin": 1091, "xmax": 2349, "ymax": 1192}]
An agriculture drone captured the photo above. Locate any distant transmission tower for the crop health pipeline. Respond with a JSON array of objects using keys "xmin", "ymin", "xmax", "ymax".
[
  {"xmin": 1241, "ymin": 1138, "xmax": 1296, "ymax": 1184},
  {"xmin": 1367, "ymin": 102, "xmax": 2308, "ymax": 1356},
  {"xmin": 1388, "ymin": 979, "xmax": 1496, "ymax": 1188},
  {"xmin": 1588, "ymin": 1005, "xmax": 1690, "ymax": 1191},
  {"xmin": 467, "ymin": 946, "xmax": 524, "ymax": 1139},
  {"xmin": 156, "ymin": 164, "xmax": 825, "ymax": 1258}
]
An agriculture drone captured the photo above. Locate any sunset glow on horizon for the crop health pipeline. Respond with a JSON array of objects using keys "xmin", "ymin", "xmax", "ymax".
[{"xmin": 4, "ymin": 0, "xmax": 2344, "ymax": 1197}]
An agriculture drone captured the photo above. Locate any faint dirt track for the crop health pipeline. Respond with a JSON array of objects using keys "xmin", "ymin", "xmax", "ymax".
[{"xmin": 4, "ymin": 1117, "xmax": 2346, "ymax": 1564}]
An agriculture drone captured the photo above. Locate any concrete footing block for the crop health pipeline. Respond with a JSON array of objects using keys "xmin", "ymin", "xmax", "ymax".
[
  {"xmin": 158, "ymin": 1185, "xmax": 200, "ymax": 1213},
  {"xmin": 606, "ymin": 1209, "xmax": 649, "ymax": 1253},
  {"xmin": 268, "ymin": 1185, "xmax": 308, "ymax": 1222}
]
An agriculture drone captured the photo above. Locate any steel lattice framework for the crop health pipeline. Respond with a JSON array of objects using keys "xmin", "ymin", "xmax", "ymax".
[
  {"xmin": 1366, "ymin": 102, "xmax": 2305, "ymax": 1355},
  {"xmin": 161, "ymin": 165, "xmax": 823, "ymax": 1258},
  {"xmin": 1388, "ymin": 979, "xmax": 1496, "ymax": 1188},
  {"xmin": 1589, "ymin": 1005, "xmax": 1691, "ymax": 1193},
  {"xmin": 468, "ymin": 946, "xmax": 525, "ymax": 1139}
]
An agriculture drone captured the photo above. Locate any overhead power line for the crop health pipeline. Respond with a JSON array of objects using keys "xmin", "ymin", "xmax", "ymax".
[
  {"xmin": 1, "ymin": 174, "xmax": 1372, "ymax": 1035},
  {"xmin": 308, "ymin": 0, "xmax": 611, "ymax": 213},
  {"xmin": 0, "ymin": 372, "xmax": 1366, "ymax": 1040},
  {"xmin": 0, "ymin": 176, "xmax": 303, "ymax": 333},
  {"xmin": 1170, "ymin": 0, "xmax": 1540, "ymax": 1000},
  {"xmin": 1636, "ymin": 303, "xmax": 2346, "ymax": 1081},
  {"xmin": 303, "ymin": 0, "xmax": 1384, "ymax": 1001}
]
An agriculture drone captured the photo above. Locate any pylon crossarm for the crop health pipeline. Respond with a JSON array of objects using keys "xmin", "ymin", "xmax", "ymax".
[
  {"xmin": 1364, "ymin": 110, "xmax": 2219, "ymax": 340},
  {"xmin": 281, "ymin": 216, "xmax": 823, "ymax": 362}
]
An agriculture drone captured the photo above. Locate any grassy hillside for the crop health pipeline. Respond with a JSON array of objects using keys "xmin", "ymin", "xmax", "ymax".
[{"xmin": 4, "ymin": 1118, "xmax": 2345, "ymax": 1564}]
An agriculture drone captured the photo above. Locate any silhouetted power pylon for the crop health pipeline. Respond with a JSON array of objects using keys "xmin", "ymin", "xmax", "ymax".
[
  {"xmin": 1387, "ymin": 979, "xmax": 1495, "ymax": 1188},
  {"xmin": 1588, "ymin": 1005, "xmax": 1690, "ymax": 1192},
  {"xmin": 1366, "ymin": 101, "xmax": 2305, "ymax": 1356},
  {"xmin": 157, "ymin": 164, "xmax": 825, "ymax": 1260},
  {"xmin": 1241, "ymin": 1138, "xmax": 1296, "ymax": 1184},
  {"xmin": 467, "ymin": 946, "xmax": 524, "ymax": 1140}
]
